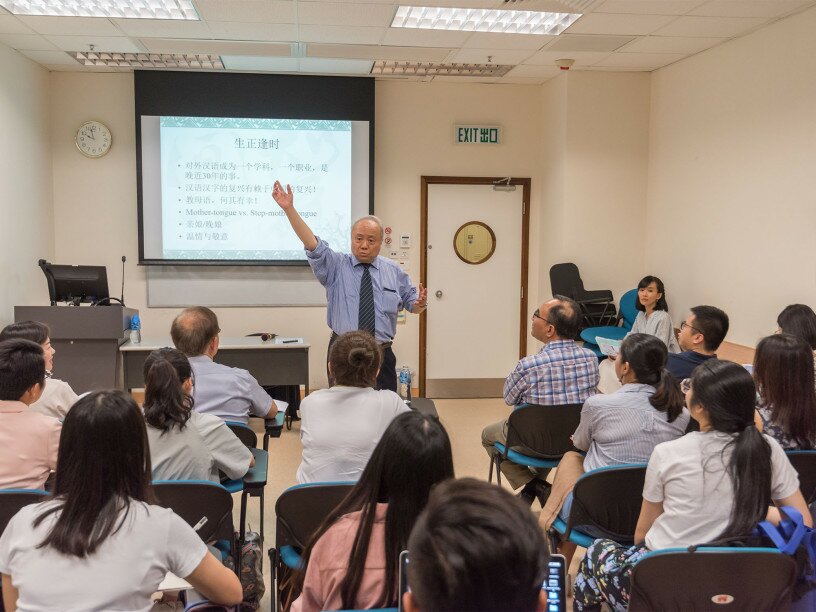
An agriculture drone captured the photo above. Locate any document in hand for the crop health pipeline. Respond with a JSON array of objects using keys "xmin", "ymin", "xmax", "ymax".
[{"xmin": 596, "ymin": 337, "xmax": 622, "ymax": 357}]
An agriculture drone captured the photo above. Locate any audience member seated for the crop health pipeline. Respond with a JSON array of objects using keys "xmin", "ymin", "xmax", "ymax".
[
  {"xmin": 403, "ymin": 478, "xmax": 549, "ymax": 612},
  {"xmin": 598, "ymin": 276, "xmax": 679, "ymax": 393},
  {"xmin": 481, "ymin": 296, "xmax": 598, "ymax": 501},
  {"xmin": 171, "ymin": 306, "xmax": 278, "ymax": 424},
  {"xmin": 296, "ymin": 331, "xmax": 409, "ymax": 484},
  {"xmin": 0, "ymin": 339, "xmax": 60, "ymax": 489},
  {"xmin": 290, "ymin": 411, "xmax": 454, "ymax": 612},
  {"xmin": 573, "ymin": 360, "xmax": 811, "ymax": 611},
  {"xmin": 143, "ymin": 347, "xmax": 253, "ymax": 483},
  {"xmin": 539, "ymin": 334, "xmax": 689, "ymax": 555},
  {"xmin": 777, "ymin": 303, "xmax": 816, "ymax": 366},
  {"xmin": 753, "ymin": 334, "xmax": 816, "ymax": 450},
  {"xmin": 0, "ymin": 321, "xmax": 78, "ymax": 420},
  {"xmin": 0, "ymin": 390, "xmax": 242, "ymax": 610},
  {"xmin": 666, "ymin": 305, "xmax": 729, "ymax": 381}
]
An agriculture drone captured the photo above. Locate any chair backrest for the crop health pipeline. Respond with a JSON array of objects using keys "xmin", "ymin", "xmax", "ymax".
[
  {"xmin": 785, "ymin": 450, "xmax": 816, "ymax": 504},
  {"xmin": 619, "ymin": 289, "xmax": 639, "ymax": 330},
  {"xmin": 225, "ymin": 420, "xmax": 257, "ymax": 448},
  {"xmin": 0, "ymin": 489, "xmax": 49, "ymax": 536},
  {"xmin": 549, "ymin": 263, "xmax": 583, "ymax": 300},
  {"xmin": 566, "ymin": 464, "xmax": 647, "ymax": 544},
  {"xmin": 153, "ymin": 480, "xmax": 234, "ymax": 543},
  {"xmin": 275, "ymin": 482, "xmax": 355, "ymax": 553},
  {"xmin": 628, "ymin": 547, "xmax": 796, "ymax": 611},
  {"xmin": 505, "ymin": 404, "xmax": 583, "ymax": 459}
]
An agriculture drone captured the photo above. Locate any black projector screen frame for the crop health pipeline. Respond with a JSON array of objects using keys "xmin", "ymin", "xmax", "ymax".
[{"xmin": 134, "ymin": 70, "xmax": 375, "ymax": 266}]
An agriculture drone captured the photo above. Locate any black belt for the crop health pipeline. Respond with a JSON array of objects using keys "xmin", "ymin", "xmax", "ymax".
[{"xmin": 330, "ymin": 332, "xmax": 392, "ymax": 349}]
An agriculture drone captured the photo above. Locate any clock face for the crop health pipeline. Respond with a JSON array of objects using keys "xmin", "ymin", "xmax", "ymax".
[{"xmin": 75, "ymin": 120, "xmax": 112, "ymax": 158}]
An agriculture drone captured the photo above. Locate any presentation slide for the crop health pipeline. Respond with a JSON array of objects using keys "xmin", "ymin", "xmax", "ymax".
[{"xmin": 140, "ymin": 116, "xmax": 370, "ymax": 263}]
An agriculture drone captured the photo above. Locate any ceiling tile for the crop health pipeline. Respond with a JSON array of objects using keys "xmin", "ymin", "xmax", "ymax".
[
  {"xmin": 111, "ymin": 18, "xmax": 211, "ymax": 38},
  {"xmin": 47, "ymin": 63, "xmax": 117, "ymax": 72},
  {"xmin": 299, "ymin": 57, "xmax": 373, "ymax": 74},
  {"xmin": 17, "ymin": 16, "xmax": 120, "ymax": 36},
  {"xmin": 505, "ymin": 64, "xmax": 561, "ymax": 77},
  {"xmin": 307, "ymin": 43, "xmax": 450, "ymax": 61},
  {"xmin": 565, "ymin": 12, "xmax": 678, "ymax": 35},
  {"xmin": 380, "ymin": 28, "xmax": 472, "ymax": 47},
  {"xmin": 450, "ymin": 48, "xmax": 534, "ymax": 64},
  {"xmin": 194, "ymin": 0, "xmax": 296, "ymax": 23},
  {"xmin": 461, "ymin": 32, "xmax": 554, "ymax": 50},
  {"xmin": 596, "ymin": 51, "xmax": 684, "ymax": 68},
  {"xmin": 621, "ymin": 34, "xmax": 722, "ymax": 53},
  {"xmin": 689, "ymin": 0, "xmax": 814, "ymax": 18},
  {"xmin": 207, "ymin": 21, "xmax": 297, "ymax": 41},
  {"xmin": 653, "ymin": 15, "xmax": 765, "ymax": 36},
  {"xmin": 221, "ymin": 55, "xmax": 298, "ymax": 71},
  {"xmin": 500, "ymin": 75, "xmax": 553, "ymax": 84},
  {"xmin": 594, "ymin": 0, "xmax": 705, "ymax": 15},
  {"xmin": 297, "ymin": 2, "xmax": 395, "ymax": 26},
  {"xmin": 546, "ymin": 33, "xmax": 635, "ymax": 51},
  {"xmin": 20, "ymin": 48, "xmax": 79, "ymax": 65},
  {"xmin": 45, "ymin": 35, "xmax": 143, "ymax": 52},
  {"xmin": 524, "ymin": 49, "xmax": 611, "ymax": 66},
  {"xmin": 0, "ymin": 33, "xmax": 57, "ymax": 50},
  {"xmin": 141, "ymin": 38, "xmax": 292, "ymax": 55},
  {"xmin": 430, "ymin": 75, "xmax": 500, "ymax": 83},
  {"xmin": 299, "ymin": 24, "xmax": 384, "ymax": 44},
  {"xmin": 0, "ymin": 14, "xmax": 33, "ymax": 34}
]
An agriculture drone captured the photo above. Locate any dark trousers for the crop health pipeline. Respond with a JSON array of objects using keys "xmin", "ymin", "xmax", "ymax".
[{"xmin": 327, "ymin": 333, "xmax": 398, "ymax": 393}]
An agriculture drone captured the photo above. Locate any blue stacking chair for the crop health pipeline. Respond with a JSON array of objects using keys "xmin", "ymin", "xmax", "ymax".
[
  {"xmin": 628, "ymin": 547, "xmax": 796, "ymax": 611},
  {"xmin": 224, "ymin": 421, "xmax": 269, "ymax": 542},
  {"xmin": 580, "ymin": 288, "xmax": 639, "ymax": 359},
  {"xmin": 488, "ymin": 403, "xmax": 582, "ymax": 488},
  {"xmin": 548, "ymin": 464, "xmax": 646, "ymax": 550}
]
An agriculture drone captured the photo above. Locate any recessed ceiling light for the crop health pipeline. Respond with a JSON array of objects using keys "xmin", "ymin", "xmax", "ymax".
[
  {"xmin": 371, "ymin": 60, "xmax": 513, "ymax": 77},
  {"xmin": 391, "ymin": 6, "xmax": 581, "ymax": 35},
  {"xmin": 0, "ymin": 0, "xmax": 199, "ymax": 20},
  {"xmin": 73, "ymin": 52, "xmax": 221, "ymax": 69}
]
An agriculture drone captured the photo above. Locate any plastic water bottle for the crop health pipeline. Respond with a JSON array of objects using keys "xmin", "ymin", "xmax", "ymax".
[
  {"xmin": 398, "ymin": 366, "xmax": 412, "ymax": 403},
  {"xmin": 129, "ymin": 314, "xmax": 141, "ymax": 344}
]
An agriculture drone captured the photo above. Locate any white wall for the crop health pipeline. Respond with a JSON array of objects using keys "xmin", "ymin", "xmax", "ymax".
[
  {"xmin": 0, "ymin": 44, "xmax": 53, "ymax": 325},
  {"xmin": 646, "ymin": 5, "xmax": 816, "ymax": 347}
]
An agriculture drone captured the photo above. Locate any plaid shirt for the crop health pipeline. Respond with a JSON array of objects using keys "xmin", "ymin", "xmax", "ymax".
[{"xmin": 503, "ymin": 340, "xmax": 599, "ymax": 406}]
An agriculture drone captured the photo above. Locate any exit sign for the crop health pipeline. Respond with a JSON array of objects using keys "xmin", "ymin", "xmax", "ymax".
[{"xmin": 455, "ymin": 125, "xmax": 501, "ymax": 145}]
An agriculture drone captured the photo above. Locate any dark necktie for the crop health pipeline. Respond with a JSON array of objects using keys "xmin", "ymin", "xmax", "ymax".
[{"xmin": 358, "ymin": 264, "xmax": 376, "ymax": 335}]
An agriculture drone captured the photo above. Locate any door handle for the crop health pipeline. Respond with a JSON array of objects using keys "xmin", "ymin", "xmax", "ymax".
[{"xmin": 435, "ymin": 290, "xmax": 443, "ymax": 299}]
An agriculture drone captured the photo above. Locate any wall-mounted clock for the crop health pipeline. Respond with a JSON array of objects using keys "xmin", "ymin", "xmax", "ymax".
[{"xmin": 75, "ymin": 120, "xmax": 112, "ymax": 158}]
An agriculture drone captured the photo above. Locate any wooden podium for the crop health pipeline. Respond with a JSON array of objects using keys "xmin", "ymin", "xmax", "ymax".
[{"xmin": 14, "ymin": 305, "xmax": 138, "ymax": 393}]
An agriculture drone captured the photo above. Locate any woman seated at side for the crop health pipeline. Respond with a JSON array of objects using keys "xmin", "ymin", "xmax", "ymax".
[
  {"xmin": 777, "ymin": 303, "xmax": 816, "ymax": 369},
  {"xmin": 598, "ymin": 276, "xmax": 679, "ymax": 393},
  {"xmin": 573, "ymin": 360, "xmax": 811, "ymax": 612},
  {"xmin": 143, "ymin": 347, "xmax": 253, "ymax": 483},
  {"xmin": 0, "ymin": 321, "xmax": 78, "ymax": 420},
  {"xmin": 296, "ymin": 331, "xmax": 410, "ymax": 484},
  {"xmin": 290, "ymin": 411, "xmax": 454, "ymax": 612},
  {"xmin": 753, "ymin": 333, "xmax": 816, "ymax": 450},
  {"xmin": 540, "ymin": 334, "xmax": 688, "ymax": 551},
  {"xmin": 0, "ymin": 390, "xmax": 242, "ymax": 610}
]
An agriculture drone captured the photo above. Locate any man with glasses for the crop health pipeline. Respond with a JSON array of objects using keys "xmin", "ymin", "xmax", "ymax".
[
  {"xmin": 667, "ymin": 305, "xmax": 729, "ymax": 380},
  {"xmin": 481, "ymin": 296, "xmax": 599, "ymax": 504}
]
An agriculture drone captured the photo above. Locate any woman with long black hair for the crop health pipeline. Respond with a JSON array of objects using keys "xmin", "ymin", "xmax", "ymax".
[
  {"xmin": 0, "ymin": 390, "xmax": 242, "ymax": 610},
  {"xmin": 290, "ymin": 410, "xmax": 454, "ymax": 612},
  {"xmin": 573, "ymin": 359, "xmax": 812, "ymax": 611}
]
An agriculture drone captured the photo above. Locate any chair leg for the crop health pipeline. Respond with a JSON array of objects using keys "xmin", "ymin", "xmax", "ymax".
[
  {"xmin": 263, "ymin": 432, "xmax": 270, "ymax": 452},
  {"xmin": 494, "ymin": 456, "xmax": 502, "ymax": 486},
  {"xmin": 240, "ymin": 491, "xmax": 248, "ymax": 541},
  {"xmin": 259, "ymin": 490, "xmax": 265, "ymax": 543},
  {"xmin": 488, "ymin": 454, "xmax": 494, "ymax": 483}
]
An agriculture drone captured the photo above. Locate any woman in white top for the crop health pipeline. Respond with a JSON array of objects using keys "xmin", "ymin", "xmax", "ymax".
[
  {"xmin": 0, "ymin": 390, "xmax": 241, "ymax": 611},
  {"xmin": 143, "ymin": 348, "xmax": 253, "ymax": 483},
  {"xmin": 297, "ymin": 331, "xmax": 410, "ymax": 484},
  {"xmin": 598, "ymin": 276, "xmax": 679, "ymax": 393},
  {"xmin": 0, "ymin": 321, "xmax": 78, "ymax": 420},
  {"xmin": 573, "ymin": 360, "xmax": 812, "ymax": 612}
]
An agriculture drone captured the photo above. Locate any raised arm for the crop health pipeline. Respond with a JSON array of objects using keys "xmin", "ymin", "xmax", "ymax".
[{"xmin": 272, "ymin": 180, "xmax": 318, "ymax": 251}]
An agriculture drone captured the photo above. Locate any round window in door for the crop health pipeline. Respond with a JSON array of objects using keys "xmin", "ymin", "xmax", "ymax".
[{"xmin": 453, "ymin": 221, "xmax": 496, "ymax": 265}]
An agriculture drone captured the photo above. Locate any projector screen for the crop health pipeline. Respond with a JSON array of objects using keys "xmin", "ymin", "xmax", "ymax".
[{"xmin": 140, "ymin": 115, "xmax": 370, "ymax": 264}]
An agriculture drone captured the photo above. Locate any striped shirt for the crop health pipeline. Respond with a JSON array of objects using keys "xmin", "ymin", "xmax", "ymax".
[
  {"xmin": 503, "ymin": 340, "xmax": 599, "ymax": 406},
  {"xmin": 572, "ymin": 383, "xmax": 690, "ymax": 472},
  {"xmin": 306, "ymin": 237, "xmax": 418, "ymax": 344}
]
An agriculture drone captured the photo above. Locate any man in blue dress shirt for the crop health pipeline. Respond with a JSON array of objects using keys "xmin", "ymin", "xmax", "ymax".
[{"xmin": 272, "ymin": 180, "xmax": 428, "ymax": 392}]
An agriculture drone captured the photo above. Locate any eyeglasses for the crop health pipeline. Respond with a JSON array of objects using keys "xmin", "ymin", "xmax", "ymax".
[
  {"xmin": 680, "ymin": 321, "xmax": 703, "ymax": 335},
  {"xmin": 532, "ymin": 309, "xmax": 554, "ymax": 324}
]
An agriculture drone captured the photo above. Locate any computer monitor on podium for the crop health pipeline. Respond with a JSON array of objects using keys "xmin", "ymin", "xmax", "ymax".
[{"xmin": 39, "ymin": 261, "xmax": 109, "ymax": 306}]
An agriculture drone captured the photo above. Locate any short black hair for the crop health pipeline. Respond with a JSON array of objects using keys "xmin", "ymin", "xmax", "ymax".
[
  {"xmin": 550, "ymin": 295, "xmax": 581, "ymax": 340},
  {"xmin": 777, "ymin": 304, "xmax": 816, "ymax": 350},
  {"xmin": 0, "ymin": 320, "xmax": 49, "ymax": 345},
  {"xmin": 635, "ymin": 276, "xmax": 669, "ymax": 312},
  {"xmin": 407, "ymin": 478, "xmax": 548, "ymax": 612},
  {"xmin": 0, "ymin": 339, "xmax": 46, "ymax": 401},
  {"xmin": 690, "ymin": 305, "xmax": 729, "ymax": 351}
]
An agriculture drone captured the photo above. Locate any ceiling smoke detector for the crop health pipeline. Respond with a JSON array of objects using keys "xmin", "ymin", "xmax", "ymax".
[{"xmin": 555, "ymin": 58, "xmax": 575, "ymax": 70}]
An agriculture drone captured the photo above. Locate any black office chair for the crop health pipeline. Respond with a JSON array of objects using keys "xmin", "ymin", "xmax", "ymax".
[
  {"xmin": 270, "ymin": 482, "xmax": 355, "ymax": 612},
  {"xmin": 548, "ymin": 464, "xmax": 647, "ymax": 551},
  {"xmin": 489, "ymin": 403, "xmax": 582, "ymax": 494},
  {"xmin": 549, "ymin": 263, "xmax": 616, "ymax": 329},
  {"xmin": 0, "ymin": 489, "xmax": 49, "ymax": 535},
  {"xmin": 628, "ymin": 547, "xmax": 796, "ymax": 611},
  {"xmin": 785, "ymin": 450, "xmax": 816, "ymax": 505}
]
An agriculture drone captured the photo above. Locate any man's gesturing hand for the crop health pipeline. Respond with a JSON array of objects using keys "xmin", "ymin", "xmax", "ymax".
[
  {"xmin": 272, "ymin": 180, "xmax": 294, "ymax": 210},
  {"xmin": 412, "ymin": 283, "xmax": 428, "ymax": 312}
]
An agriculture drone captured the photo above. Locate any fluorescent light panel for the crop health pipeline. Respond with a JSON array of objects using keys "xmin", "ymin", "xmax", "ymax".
[
  {"xmin": 73, "ymin": 51, "xmax": 222, "ymax": 69},
  {"xmin": 0, "ymin": 0, "xmax": 199, "ymax": 20},
  {"xmin": 391, "ymin": 6, "xmax": 581, "ymax": 35},
  {"xmin": 371, "ymin": 60, "xmax": 512, "ymax": 77}
]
